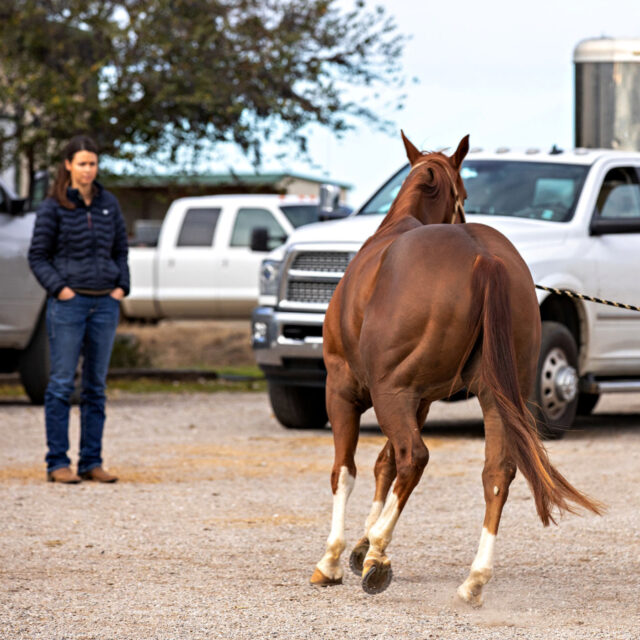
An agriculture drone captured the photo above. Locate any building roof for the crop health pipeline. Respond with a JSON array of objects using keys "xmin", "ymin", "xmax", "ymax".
[{"xmin": 105, "ymin": 171, "xmax": 352, "ymax": 190}]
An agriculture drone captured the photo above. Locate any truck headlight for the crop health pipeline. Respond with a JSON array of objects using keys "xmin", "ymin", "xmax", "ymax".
[
  {"xmin": 252, "ymin": 321, "xmax": 268, "ymax": 344},
  {"xmin": 259, "ymin": 259, "xmax": 281, "ymax": 297}
]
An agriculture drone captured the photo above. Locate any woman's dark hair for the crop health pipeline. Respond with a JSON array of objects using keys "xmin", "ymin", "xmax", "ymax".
[{"xmin": 50, "ymin": 135, "xmax": 99, "ymax": 208}]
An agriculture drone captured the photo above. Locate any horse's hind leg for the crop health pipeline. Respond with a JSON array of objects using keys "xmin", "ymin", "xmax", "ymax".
[
  {"xmin": 310, "ymin": 388, "xmax": 362, "ymax": 587},
  {"xmin": 351, "ymin": 400, "xmax": 429, "ymax": 575},
  {"xmin": 349, "ymin": 440, "xmax": 396, "ymax": 575},
  {"xmin": 361, "ymin": 394, "xmax": 429, "ymax": 594},
  {"xmin": 457, "ymin": 391, "xmax": 516, "ymax": 607}
]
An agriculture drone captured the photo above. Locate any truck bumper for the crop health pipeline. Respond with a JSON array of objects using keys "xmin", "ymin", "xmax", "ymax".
[{"xmin": 251, "ymin": 306, "xmax": 326, "ymax": 386}]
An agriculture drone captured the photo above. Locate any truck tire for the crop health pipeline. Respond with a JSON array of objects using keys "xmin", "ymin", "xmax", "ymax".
[
  {"xmin": 268, "ymin": 382, "xmax": 328, "ymax": 429},
  {"xmin": 18, "ymin": 309, "xmax": 50, "ymax": 405},
  {"xmin": 532, "ymin": 321, "xmax": 579, "ymax": 440}
]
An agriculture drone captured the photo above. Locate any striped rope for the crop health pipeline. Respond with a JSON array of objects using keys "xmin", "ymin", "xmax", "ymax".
[{"xmin": 535, "ymin": 284, "xmax": 640, "ymax": 312}]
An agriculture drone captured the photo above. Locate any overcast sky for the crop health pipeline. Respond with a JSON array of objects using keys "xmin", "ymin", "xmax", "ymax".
[{"xmin": 208, "ymin": 0, "xmax": 640, "ymax": 207}]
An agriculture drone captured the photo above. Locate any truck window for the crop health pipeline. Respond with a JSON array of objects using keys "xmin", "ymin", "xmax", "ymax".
[
  {"xmin": 176, "ymin": 207, "xmax": 221, "ymax": 247},
  {"xmin": 230, "ymin": 208, "xmax": 286, "ymax": 250},
  {"xmin": 596, "ymin": 167, "xmax": 640, "ymax": 220},
  {"xmin": 29, "ymin": 171, "xmax": 49, "ymax": 210}
]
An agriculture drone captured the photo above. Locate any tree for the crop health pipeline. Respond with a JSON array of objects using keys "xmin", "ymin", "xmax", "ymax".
[{"xmin": 0, "ymin": 0, "xmax": 408, "ymax": 188}]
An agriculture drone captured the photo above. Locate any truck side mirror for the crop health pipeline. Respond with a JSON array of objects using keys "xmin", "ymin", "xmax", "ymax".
[
  {"xmin": 590, "ymin": 217, "xmax": 640, "ymax": 236},
  {"xmin": 9, "ymin": 198, "xmax": 27, "ymax": 215},
  {"xmin": 319, "ymin": 183, "xmax": 341, "ymax": 221},
  {"xmin": 250, "ymin": 227, "xmax": 270, "ymax": 252}
]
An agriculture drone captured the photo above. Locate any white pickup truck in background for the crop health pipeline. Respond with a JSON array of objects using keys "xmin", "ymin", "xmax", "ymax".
[
  {"xmin": 252, "ymin": 147, "xmax": 640, "ymax": 437},
  {"xmin": 122, "ymin": 193, "xmax": 350, "ymax": 320}
]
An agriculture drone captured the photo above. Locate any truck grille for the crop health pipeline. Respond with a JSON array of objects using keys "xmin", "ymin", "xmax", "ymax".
[
  {"xmin": 291, "ymin": 252, "xmax": 353, "ymax": 273},
  {"xmin": 286, "ymin": 281, "xmax": 339, "ymax": 304},
  {"xmin": 280, "ymin": 248, "xmax": 356, "ymax": 309}
]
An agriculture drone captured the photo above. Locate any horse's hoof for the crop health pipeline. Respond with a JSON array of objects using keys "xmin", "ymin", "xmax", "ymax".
[
  {"xmin": 349, "ymin": 538, "xmax": 370, "ymax": 576},
  {"xmin": 456, "ymin": 583, "xmax": 484, "ymax": 608},
  {"xmin": 310, "ymin": 567, "xmax": 342, "ymax": 587},
  {"xmin": 361, "ymin": 563, "xmax": 393, "ymax": 594}
]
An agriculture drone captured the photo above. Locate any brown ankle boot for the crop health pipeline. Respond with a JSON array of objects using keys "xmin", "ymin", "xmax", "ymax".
[
  {"xmin": 47, "ymin": 467, "xmax": 82, "ymax": 484},
  {"xmin": 79, "ymin": 467, "xmax": 118, "ymax": 483}
]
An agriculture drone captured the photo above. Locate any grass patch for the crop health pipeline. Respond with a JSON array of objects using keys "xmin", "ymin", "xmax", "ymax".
[
  {"xmin": 212, "ymin": 365, "xmax": 263, "ymax": 378},
  {"xmin": 0, "ymin": 366, "xmax": 266, "ymax": 399},
  {"xmin": 0, "ymin": 384, "xmax": 26, "ymax": 399},
  {"xmin": 107, "ymin": 376, "xmax": 266, "ymax": 394}
]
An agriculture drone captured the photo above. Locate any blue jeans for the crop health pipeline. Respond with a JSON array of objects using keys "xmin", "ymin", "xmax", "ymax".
[{"xmin": 44, "ymin": 294, "xmax": 120, "ymax": 473}]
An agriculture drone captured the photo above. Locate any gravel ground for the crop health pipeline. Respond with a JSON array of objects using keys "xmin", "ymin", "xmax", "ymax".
[{"xmin": 1, "ymin": 391, "xmax": 640, "ymax": 639}]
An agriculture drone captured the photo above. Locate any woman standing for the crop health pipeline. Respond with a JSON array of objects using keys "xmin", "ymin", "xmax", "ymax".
[{"xmin": 28, "ymin": 135, "xmax": 129, "ymax": 484}]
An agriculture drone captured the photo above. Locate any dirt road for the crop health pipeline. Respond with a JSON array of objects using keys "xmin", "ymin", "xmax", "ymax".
[{"xmin": 1, "ymin": 392, "xmax": 639, "ymax": 639}]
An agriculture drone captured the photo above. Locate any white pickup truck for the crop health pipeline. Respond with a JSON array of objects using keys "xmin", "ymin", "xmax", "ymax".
[
  {"xmin": 252, "ymin": 147, "xmax": 640, "ymax": 437},
  {"xmin": 122, "ymin": 193, "xmax": 349, "ymax": 320}
]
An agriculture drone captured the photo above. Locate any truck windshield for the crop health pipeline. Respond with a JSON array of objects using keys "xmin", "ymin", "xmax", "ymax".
[
  {"xmin": 358, "ymin": 165, "xmax": 410, "ymax": 216},
  {"xmin": 279, "ymin": 204, "xmax": 322, "ymax": 227},
  {"xmin": 359, "ymin": 160, "xmax": 590, "ymax": 222}
]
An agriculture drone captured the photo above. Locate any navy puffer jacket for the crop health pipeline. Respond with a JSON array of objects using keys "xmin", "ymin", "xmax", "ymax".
[{"xmin": 28, "ymin": 182, "xmax": 130, "ymax": 297}]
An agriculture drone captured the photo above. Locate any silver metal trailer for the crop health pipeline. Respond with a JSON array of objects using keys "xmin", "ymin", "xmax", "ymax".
[{"xmin": 574, "ymin": 37, "xmax": 640, "ymax": 151}]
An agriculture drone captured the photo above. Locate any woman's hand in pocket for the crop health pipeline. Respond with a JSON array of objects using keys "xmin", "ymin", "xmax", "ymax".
[
  {"xmin": 110, "ymin": 287, "xmax": 125, "ymax": 301},
  {"xmin": 57, "ymin": 286, "xmax": 76, "ymax": 301}
]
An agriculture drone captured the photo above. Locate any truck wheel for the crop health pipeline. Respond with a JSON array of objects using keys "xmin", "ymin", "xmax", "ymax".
[
  {"xmin": 532, "ymin": 322, "xmax": 579, "ymax": 440},
  {"xmin": 18, "ymin": 309, "xmax": 50, "ymax": 405},
  {"xmin": 268, "ymin": 382, "xmax": 328, "ymax": 429},
  {"xmin": 576, "ymin": 392, "xmax": 600, "ymax": 416}
]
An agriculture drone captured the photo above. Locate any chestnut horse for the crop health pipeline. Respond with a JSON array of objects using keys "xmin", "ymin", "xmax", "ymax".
[{"xmin": 310, "ymin": 133, "xmax": 602, "ymax": 606}]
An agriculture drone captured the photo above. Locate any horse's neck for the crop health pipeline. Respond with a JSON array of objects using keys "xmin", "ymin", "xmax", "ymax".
[{"xmin": 378, "ymin": 187, "xmax": 435, "ymax": 232}]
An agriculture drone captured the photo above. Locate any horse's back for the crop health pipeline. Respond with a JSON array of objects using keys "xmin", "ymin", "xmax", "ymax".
[
  {"xmin": 369, "ymin": 222, "xmax": 534, "ymax": 308},
  {"xmin": 363, "ymin": 222, "xmax": 530, "ymax": 319},
  {"xmin": 386, "ymin": 222, "xmax": 527, "ymax": 271}
]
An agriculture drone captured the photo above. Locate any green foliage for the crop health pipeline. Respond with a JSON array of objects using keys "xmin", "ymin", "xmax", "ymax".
[
  {"xmin": 0, "ymin": 375, "xmax": 266, "ymax": 398},
  {"xmin": 106, "ymin": 376, "xmax": 267, "ymax": 394},
  {"xmin": 109, "ymin": 333, "xmax": 152, "ymax": 368},
  {"xmin": 0, "ymin": 0, "xmax": 407, "ymax": 182}
]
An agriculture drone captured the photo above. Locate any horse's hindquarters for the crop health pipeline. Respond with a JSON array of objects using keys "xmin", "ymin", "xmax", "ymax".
[{"xmin": 358, "ymin": 224, "xmax": 539, "ymax": 400}]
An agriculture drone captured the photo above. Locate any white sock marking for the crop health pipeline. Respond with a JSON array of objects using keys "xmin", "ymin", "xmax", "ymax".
[
  {"xmin": 457, "ymin": 526, "xmax": 497, "ymax": 605},
  {"xmin": 368, "ymin": 493, "xmax": 400, "ymax": 552},
  {"xmin": 364, "ymin": 500, "xmax": 384, "ymax": 536},
  {"xmin": 471, "ymin": 527, "xmax": 496, "ymax": 573},
  {"xmin": 316, "ymin": 466, "xmax": 354, "ymax": 579}
]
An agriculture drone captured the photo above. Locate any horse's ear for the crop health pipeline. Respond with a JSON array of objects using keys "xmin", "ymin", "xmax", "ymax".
[
  {"xmin": 450, "ymin": 134, "xmax": 470, "ymax": 170},
  {"xmin": 401, "ymin": 130, "xmax": 422, "ymax": 165}
]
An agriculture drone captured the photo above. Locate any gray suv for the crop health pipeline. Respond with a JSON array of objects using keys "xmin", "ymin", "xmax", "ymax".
[{"xmin": 0, "ymin": 172, "xmax": 50, "ymax": 402}]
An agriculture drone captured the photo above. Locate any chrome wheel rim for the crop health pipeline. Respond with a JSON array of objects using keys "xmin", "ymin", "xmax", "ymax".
[{"xmin": 540, "ymin": 347, "xmax": 578, "ymax": 421}]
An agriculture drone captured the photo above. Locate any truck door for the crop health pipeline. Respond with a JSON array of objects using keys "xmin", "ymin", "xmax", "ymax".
[
  {"xmin": 215, "ymin": 207, "xmax": 287, "ymax": 317},
  {"xmin": 156, "ymin": 206, "xmax": 222, "ymax": 317},
  {"xmin": 0, "ymin": 186, "xmax": 45, "ymax": 350},
  {"xmin": 589, "ymin": 165, "xmax": 640, "ymax": 373}
]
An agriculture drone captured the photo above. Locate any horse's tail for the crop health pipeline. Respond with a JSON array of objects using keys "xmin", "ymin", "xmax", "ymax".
[{"xmin": 465, "ymin": 254, "xmax": 603, "ymax": 526}]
